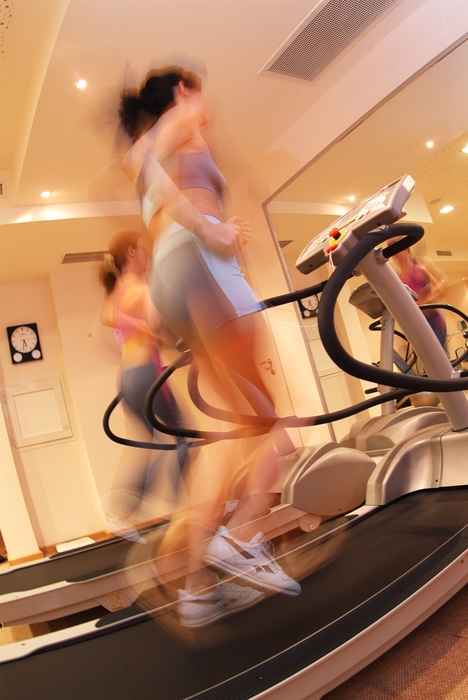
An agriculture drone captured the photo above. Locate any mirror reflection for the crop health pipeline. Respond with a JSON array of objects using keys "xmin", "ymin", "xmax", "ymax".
[{"xmin": 267, "ymin": 38, "xmax": 468, "ymax": 441}]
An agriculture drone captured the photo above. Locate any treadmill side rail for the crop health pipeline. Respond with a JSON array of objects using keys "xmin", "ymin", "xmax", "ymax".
[
  {"xmin": 439, "ymin": 429, "xmax": 468, "ymax": 487},
  {"xmin": 366, "ymin": 424, "xmax": 447, "ymax": 505},
  {"xmin": 283, "ymin": 445, "xmax": 376, "ymax": 516}
]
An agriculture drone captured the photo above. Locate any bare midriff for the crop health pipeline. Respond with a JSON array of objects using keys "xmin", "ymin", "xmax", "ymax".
[
  {"xmin": 149, "ymin": 187, "xmax": 221, "ymax": 242},
  {"xmin": 120, "ymin": 335, "xmax": 156, "ymax": 371}
]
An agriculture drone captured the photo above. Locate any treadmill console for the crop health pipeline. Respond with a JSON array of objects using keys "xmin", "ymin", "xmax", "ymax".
[{"xmin": 295, "ymin": 174, "xmax": 415, "ymax": 274}]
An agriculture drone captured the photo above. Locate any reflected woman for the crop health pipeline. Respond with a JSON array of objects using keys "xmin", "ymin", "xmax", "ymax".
[{"xmin": 391, "ymin": 244, "xmax": 447, "ymax": 347}]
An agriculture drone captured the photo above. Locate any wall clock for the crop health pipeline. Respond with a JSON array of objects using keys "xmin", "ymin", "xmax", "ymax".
[
  {"xmin": 299, "ymin": 294, "xmax": 320, "ymax": 318},
  {"xmin": 6, "ymin": 323, "xmax": 43, "ymax": 364}
]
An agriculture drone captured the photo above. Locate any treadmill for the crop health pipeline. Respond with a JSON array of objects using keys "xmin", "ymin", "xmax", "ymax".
[
  {"xmin": 0, "ymin": 523, "xmax": 170, "ymax": 626},
  {"xmin": 2, "ymin": 175, "xmax": 468, "ymax": 700}
]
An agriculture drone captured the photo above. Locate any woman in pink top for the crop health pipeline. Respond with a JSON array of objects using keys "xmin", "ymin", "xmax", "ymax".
[
  {"xmin": 99, "ymin": 230, "xmax": 187, "ymax": 544},
  {"xmin": 391, "ymin": 245, "xmax": 447, "ymax": 347}
]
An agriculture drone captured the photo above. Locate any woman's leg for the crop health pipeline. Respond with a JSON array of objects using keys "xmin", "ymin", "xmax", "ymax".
[
  {"xmin": 152, "ymin": 240, "xmax": 298, "ymax": 599},
  {"xmin": 108, "ymin": 366, "xmax": 154, "ymax": 521},
  {"xmin": 180, "ymin": 352, "xmax": 241, "ymax": 594},
  {"xmin": 424, "ymin": 311, "xmax": 447, "ymax": 349},
  {"xmin": 206, "ymin": 314, "xmax": 295, "ymax": 542},
  {"xmin": 110, "ymin": 364, "xmax": 184, "ymax": 520}
]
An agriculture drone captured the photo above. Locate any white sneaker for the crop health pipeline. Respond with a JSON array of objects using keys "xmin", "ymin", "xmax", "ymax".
[
  {"xmin": 178, "ymin": 580, "xmax": 264, "ymax": 628},
  {"xmin": 203, "ymin": 526, "xmax": 301, "ymax": 596},
  {"xmin": 106, "ymin": 514, "xmax": 147, "ymax": 544}
]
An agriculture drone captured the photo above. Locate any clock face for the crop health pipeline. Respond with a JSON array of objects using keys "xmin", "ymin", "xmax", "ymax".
[
  {"xmin": 302, "ymin": 295, "xmax": 319, "ymax": 311},
  {"xmin": 10, "ymin": 326, "xmax": 38, "ymax": 353},
  {"xmin": 300, "ymin": 294, "xmax": 319, "ymax": 318},
  {"xmin": 7, "ymin": 323, "xmax": 42, "ymax": 363}
]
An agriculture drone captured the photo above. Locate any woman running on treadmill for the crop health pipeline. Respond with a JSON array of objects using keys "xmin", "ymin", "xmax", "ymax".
[
  {"xmin": 391, "ymin": 244, "xmax": 447, "ymax": 347},
  {"xmin": 99, "ymin": 230, "xmax": 188, "ymax": 543},
  {"xmin": 119, "ymin": 66, "xmax": 300, "ymax": 628}
]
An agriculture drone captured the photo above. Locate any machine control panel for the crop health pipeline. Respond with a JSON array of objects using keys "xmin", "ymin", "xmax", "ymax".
[{"xmin": 295, "ymin": 174, "xmax": 416, "ymax": 274}]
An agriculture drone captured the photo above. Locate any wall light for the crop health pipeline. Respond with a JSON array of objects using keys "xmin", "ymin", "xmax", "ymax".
[
  {"xmin": 461, "ymin": 145, "xmax": 468, "ymax": 154},
  {"xmin": 439, "ymin": 205, "xmax": 454, "ymax": 214},
  {"xmin": 426, "ymin": 141, "xmax": 434, "ymax": 148},
  {"xmin": 75, "ymin": 79, "xmax": 87, "ymax": 90},
  {"xmin": 348, "ymin": 195, "xmax": 356, "ymax": 202},
  {"xmin": 41, "ymin": 191, "xmax": 51, "ymax": 199}
]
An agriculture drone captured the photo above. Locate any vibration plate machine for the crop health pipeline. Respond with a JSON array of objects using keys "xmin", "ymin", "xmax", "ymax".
[{"xmin": 2, "ymin": 174, "xmax": 468, "ymax": 700}]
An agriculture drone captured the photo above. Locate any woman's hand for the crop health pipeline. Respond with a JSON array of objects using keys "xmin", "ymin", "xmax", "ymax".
[
  {"xmin": 198, "ymin": 219, "xmax": 238, "ymax": 255},
  {"xmin": 227, "ymin": 216, "xmax": 252, "ymax": 246},
  {"xmin": 200, "ymin": 216, "xmax": 252, "ymax": 256},
  {"xmin": 416, "ymin": 283, "xmax": 433, "ymax": 304}
]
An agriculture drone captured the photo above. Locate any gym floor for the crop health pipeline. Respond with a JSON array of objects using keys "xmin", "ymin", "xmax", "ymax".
[{"xmin": 324, "ymin": 583, "xmax": 468, "ymax": 700}]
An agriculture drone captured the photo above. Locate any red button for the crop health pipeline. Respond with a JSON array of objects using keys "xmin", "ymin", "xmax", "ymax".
[{"xmin": 329, "ymin": 227, "xmax": 339, "ymax": 238}]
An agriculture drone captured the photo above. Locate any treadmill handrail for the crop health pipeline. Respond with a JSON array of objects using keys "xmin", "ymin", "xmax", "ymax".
[
  {"xmin": 319, "ymin": 223, "xmax": 468, "ymax": 393},
  {"xmin": 104, "ymin": 224, "xmax": 468, "ymax": 446}
]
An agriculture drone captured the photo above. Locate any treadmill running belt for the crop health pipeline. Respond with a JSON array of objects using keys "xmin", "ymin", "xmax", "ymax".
[
  {"xmin": 1, "ymin": 487, "xmax": 468, "ymax": 700},
  {"xmin": 0, "ymin": 523, "xmax": 166, "ymax": 594}
]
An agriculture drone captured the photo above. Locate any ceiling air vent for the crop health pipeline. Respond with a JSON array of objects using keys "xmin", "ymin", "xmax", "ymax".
[
  {"xmin": 279, "ymin": 240, "xmax": 293, "ymax": 249},
  {"xmin": 260, "ymin": 0, "xmax": 401, "ymax": 83},
  {"xmin": 435, "ymin": 250, "xmax": 453, "ymax": 257},
  {"xmin": 62, "ymin": 252, "xmax": 106, "ymax": 264}
]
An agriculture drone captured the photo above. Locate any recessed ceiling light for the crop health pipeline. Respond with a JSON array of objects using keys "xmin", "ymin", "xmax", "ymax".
[
  {"xmin": 75, "ymin": 79, "xmax": 87, "ymax": 90},
  {"xmin": 41, "ymin": 191, "xmax": 51, "ymax": 199},
  {"xmin": 461, "ymin": 145, "xmax": 468, "ymax": 154},
  {"xmin": 426, "ymin": 141, "xmax": 434, "ymax": 148},
  {"xmin": 348, "ymin": 195, "xmax": 356, "ymax": 202},
  {"xmin": 439, "ymin": 205, "xmax": 454, "ymax": 214}
]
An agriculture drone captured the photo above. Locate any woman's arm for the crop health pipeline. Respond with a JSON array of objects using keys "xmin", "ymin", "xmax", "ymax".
[
  {"xmin": 121, "ymin": 144, "xmax": 243, "ymax": 256},
  {"xmin": 150, "ymin": 102, "xmax": 202, "ymax": 161},
  {"xmin": 100, "ymin": 294, "xmax": 116, "ymax": 328},
  {"xmin": 417, "ymin": 257, "xmax": 447, "ymax": 303}
]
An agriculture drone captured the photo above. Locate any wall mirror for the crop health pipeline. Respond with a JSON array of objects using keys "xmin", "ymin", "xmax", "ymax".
[{"xmin": 266, "ymin": 38, "xmax": 468, "ymax": 440}]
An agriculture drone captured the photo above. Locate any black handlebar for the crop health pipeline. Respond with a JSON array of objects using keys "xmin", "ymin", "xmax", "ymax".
[
  {"xmin": 103, "ymin": 221, "xmax": 468, "ymax": 448},
  {"xmin": 318, "ymin": 223, "xmax": 468, "ymax": 392}
]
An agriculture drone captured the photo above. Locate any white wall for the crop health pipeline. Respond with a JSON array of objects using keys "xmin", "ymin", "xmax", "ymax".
[
  {"xmin": 50, "ymin": 267, "xmax": 124, "ymax": 497},
  {"xmin": 0, "ymin": 278, "xmax": 103, "ymax": 554},
  {"xmin": 444, "ymin": 281, "xmax": 468, "ymax": 357}
]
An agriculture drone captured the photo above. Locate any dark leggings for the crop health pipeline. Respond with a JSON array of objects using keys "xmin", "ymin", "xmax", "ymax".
[
  {"xmin": 423, "ymin": 310, "xmax": 447, "ymax": 348},
  {"xmin": 108, "ymin": 363, "xmax": 188, "ymax": 519},
  {"xmin": 120, "ymin": 363, "xmax": 188, "ymax": 471}
]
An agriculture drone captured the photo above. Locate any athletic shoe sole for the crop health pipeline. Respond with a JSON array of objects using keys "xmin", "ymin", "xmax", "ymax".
[
  {"xmin": 203, "ymin": 552, "xmax": 300, "ymax": 596},
  {"xmin": 179, "ymin": 586, "xmax": 264, "ymax": 628}
]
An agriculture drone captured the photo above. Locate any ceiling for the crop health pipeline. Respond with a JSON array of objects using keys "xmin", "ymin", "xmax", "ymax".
[
  {"xmin": 0, "ymin": 0, "xmax": 332, "ymax": 283},
  {"xmin": 1, "ymin": 0, "xmax": 467, "ymax": 285}
]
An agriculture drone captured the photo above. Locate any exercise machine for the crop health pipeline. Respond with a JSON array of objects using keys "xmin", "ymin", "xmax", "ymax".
[
  {"xmin": 341, "ymin": 281, "xmax": 448, "ymax": 451},
  {"xmin": 2, "ymin": 175, "xmax": 468, "ymax": 700}
]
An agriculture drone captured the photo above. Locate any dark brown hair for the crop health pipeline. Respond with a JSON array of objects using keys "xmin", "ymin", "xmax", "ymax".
[{"xmin": 119, "ymin": 66, "xmax": 201, "ymax": 141}]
